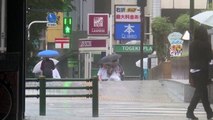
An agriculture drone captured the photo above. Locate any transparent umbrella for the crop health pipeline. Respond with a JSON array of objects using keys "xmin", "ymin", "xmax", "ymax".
[
  {"xmin": 32, "ymin": 58, "xmax": 59, "ymax": 73},
  {"xmin": 191, "ymin": 11, "xmax": 213, "ymax": 27}
]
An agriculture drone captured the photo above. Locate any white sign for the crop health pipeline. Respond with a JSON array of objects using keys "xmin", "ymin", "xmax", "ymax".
[
  {"xmin": 115, "ymin": 5, "xmax": 141, "ymax": 22},
  {"xmin": 55, "ymin": 38, "xmax": 69, "ymax": 49},
  {"xmin": 167, "ymin": 32, "xmax": 183, "ymax": 44}
]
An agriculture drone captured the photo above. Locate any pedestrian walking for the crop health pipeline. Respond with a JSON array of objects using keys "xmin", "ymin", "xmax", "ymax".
[
  {"xmin": 187, "ymin": 25, "xmax": 213, "ymax": 120},
  {"xmin": 107, "ymin": 59, "xmax": 124, "ymax": 81},
  {"xmin": 40, "ymin": 57, "xmax": 55, "ymax": 78},
  {"xmin": 97, "ymin": 63, "xmax": 110, "ymax": 81}
]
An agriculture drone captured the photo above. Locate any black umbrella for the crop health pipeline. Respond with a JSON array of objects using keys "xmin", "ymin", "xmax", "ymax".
[{"xmin": 98, "ymin": 53, "xmax": 121, "ymax": 64}]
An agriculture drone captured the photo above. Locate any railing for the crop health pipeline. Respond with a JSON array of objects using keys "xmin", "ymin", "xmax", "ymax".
[{"xmin": 25, "ymin": 77, "xmax": 99, "ymax": 117}]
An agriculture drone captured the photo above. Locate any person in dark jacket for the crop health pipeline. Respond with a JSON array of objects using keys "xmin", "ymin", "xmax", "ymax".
[
  {"xmin": 40, "ymin": 57, "xmax": 55, "ymax": 78},
  {"xmin": 187, "ymin": 25, "xmax": 213, "ymax": 120}
]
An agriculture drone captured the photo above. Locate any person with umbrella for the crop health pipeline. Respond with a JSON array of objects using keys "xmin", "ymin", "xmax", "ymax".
[
  {"xmin": 40, "ymin": 57, "xmax": 55, "ymax": 78},
  {"xmin": 107, "ymin": 59, "xmax": 124, "ymax": 81},
  {"xmin": 98, "ymin": 53, "xmax": 124, "ymax": 81},
  {"xmin": 37, "ymin": 49, "xmax": 59, "ymax": 78},
  {"xmin": 97, "ymin": 63, "xmax": 110, "ymax": 81},
  {"xmin": 187, "ymin": 25, "xmax": 213, "ymax": 120}
]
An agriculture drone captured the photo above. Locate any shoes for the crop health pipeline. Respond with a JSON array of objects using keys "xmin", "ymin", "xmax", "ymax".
[{"xmin": 186, "ymin": 112, "xmax": 198, "ymax": 120}]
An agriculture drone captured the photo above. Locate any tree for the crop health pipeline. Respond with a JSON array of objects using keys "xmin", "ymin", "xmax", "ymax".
[
  {"xmin": 26, "ymin": 0, "xmax": 75, "ymax": 77},
  {"xmin": 152, "ymin": 17, "xmax": 173, "ymax": 63},
  {"xmin": 174, "ymin": 14, "xmax": 190, "ymax": 34}
]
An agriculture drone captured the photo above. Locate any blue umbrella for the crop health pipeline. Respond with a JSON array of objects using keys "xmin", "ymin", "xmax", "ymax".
[{"xmin": 37, "ymin": 50, "xmax": 59, "ymax": 57}]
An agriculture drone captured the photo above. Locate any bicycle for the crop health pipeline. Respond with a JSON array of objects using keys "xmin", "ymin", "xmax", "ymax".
[{"xmin": 0, "ymin": 72, "xmax": 13, "ymax": 120}]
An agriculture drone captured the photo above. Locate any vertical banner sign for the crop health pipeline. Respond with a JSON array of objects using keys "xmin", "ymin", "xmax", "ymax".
[{"xmin": 88, "ymin": 13, "xmax": 109, "ymax": 35}]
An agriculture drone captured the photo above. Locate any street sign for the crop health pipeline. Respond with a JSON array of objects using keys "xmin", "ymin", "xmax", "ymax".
[
  {"xmin": 115, "ymin": 5, "xmax": 141, "ymax": 22},
  {"xmin": 114, "ymin": 45, "xmax": 153, "ymax": 54},
  {"xmin": 167, "ymin": 32, "xmax": 183, "ymax": 44},
  {"xmin": 55, "ymin": 38, "xmax": 69, "ymax": 49},
  {"xmin": 114, "ymin": 23, "xmax": 141, "ymax": 40},
  {"xmin": 88, "ymin": 13, "xmax": 109, "ymax": 35},
  {"xmin": 79, "ymin": 39, "xmax": 106, "ymax": 48},
  {"xmin": 46, "ymin": 13, "xmax": 57, "ymax": 27}
]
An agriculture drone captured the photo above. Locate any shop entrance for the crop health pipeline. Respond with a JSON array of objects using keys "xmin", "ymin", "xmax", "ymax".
[{"xmin": 79, "ymin": 38, "xmax": 108, "ymax": 78}]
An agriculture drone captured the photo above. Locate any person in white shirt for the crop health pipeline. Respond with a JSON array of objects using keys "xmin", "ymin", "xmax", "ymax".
[{"xmin": 97, "ymin": 63, "xmax": 109, "ymax": 81}]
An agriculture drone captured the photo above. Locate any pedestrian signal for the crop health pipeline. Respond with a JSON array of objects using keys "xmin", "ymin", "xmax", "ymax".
[{"xmin": 63, "ymin": 17, "xmax": 72, "ymax": 34}]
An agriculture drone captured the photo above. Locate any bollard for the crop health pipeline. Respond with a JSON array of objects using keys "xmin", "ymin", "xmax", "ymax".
[
  {"xmin": 39, "ymin": 76, "xmax": 46, "ymax": 116},
  {"xmin": 92, "ymin": 77, "xmax": 99, "ymax": 117}
]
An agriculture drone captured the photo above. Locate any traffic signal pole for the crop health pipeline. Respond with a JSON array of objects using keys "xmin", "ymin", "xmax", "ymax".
[
  {"xmin": 27, "ymin": 21, "xmax": 48, "ymax": 40},
  {"xmin": 137, "ymin": 0, "xmax": 147, "ymax": 80}
]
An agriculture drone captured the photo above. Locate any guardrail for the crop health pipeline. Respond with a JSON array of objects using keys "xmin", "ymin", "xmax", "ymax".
[{"xmin": 25, "ymin": 77, "xmax": 99, "ymax": 117}]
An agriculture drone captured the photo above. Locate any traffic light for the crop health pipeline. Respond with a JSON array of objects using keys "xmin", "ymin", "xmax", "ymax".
[{"xmin": 63, "ymin": 17, "xmax": 72, "ymax": 34}]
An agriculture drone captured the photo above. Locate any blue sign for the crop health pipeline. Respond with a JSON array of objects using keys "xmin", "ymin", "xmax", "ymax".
[
  {"xmin": 114, "ymin": 23, "xmax": 141, "ymax": 40},
  {"xmin": 47, "ymin": 13, "xmax": 57, "ymax": 23}
]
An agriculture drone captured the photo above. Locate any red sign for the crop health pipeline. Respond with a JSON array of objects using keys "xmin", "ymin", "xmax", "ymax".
[
  {"xmin": 79, "ymin": 39, "xmax": 106, "ymax": 48},
  {"xmin": 55, "ymin": 38, "xmax": 70, "ymax": 49},
  {"xmin": 88, "ymin": 13, "xmax": 109, "ymax": 35}
]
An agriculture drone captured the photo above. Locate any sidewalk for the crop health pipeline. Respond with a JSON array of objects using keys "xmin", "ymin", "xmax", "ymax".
[{"xmin": 24, "ymin": 80, "xmax": 211, "ymax": 120}]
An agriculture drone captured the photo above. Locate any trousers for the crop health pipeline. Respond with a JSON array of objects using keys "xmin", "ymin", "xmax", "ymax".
[{"xmin": 188, "ymin": 71, "xmax": 212, "ymax": 115}]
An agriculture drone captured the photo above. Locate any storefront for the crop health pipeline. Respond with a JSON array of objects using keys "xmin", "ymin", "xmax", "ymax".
[
  {"xmin": 78, "ymin": 38, "xmax": 108, "ymax": 78},
  {"xmin": 113, "ymin": 44, "xmax": 153, "ymax": 79}
]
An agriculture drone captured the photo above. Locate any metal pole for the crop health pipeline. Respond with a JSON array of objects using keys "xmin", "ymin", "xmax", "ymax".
[
  {"xmin": 189, "ymin": 0, "xmax": 194, "ymax": 41},
  {"xmin": 92, "ymin": 77, "xmax": 99, "ymax": 117},
  {"xmin": 1, "ymin": 0, "xmax": 6, "ymax": 53},
  {"xmin": 39, "ymin": 76, "xmax": 46, "ymax": 116},
  {"xmin": 27, "ymin": 21, "xmax": 48, "ymax": 40},
  {"xmin": 109, "ymin": 14, "xmax": 113, "ymax": 55},
  {"xmin": 80, "ymin": 0, "xmax": 83, "ymax": 31},
  {"xmin": 137, "ymin": 0, "xmax": 145, "ymax": 80}
]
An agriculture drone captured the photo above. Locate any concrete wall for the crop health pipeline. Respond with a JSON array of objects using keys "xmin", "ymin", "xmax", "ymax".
[
  {"xmin": 148, "ymin": 61, "xmax": 171, "ymax": 80},
  {"xmin": 162, "ymin": 80, "xmax": 213, "ymax": 103},
  {"xmin": 148, "ymin": 56, "xmax": 189, "ymax": 80}
]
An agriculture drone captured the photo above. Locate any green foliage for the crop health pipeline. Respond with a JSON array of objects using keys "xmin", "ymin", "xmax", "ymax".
[
  {"xmin": 174, "ymin": 14, "xmax": 190, "ymax": 33},
  {"xmin": 152, "ymin": 17, "xmax": 173, "ymax": 63}
]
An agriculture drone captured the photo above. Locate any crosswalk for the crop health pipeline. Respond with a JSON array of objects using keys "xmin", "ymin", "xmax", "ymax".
[{"xmin": 99, "ymin": 103, "xmax": 206, "ymax": 117}]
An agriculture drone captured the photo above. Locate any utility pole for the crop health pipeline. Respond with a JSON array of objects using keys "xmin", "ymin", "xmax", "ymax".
[
  {"xmin": 190, "ymin": 0, "xmax": 194, "ymax": 41},
  {"xmin": 137, "ymin": 0, "xmax": 147, "ymax": 80}
]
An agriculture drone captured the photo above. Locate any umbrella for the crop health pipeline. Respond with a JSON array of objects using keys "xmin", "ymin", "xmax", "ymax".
[
  {"xmin": 32, "ymin": 58, "xmax": 59, "ymax": 73},
  {"xmin": 37, "ymin": 50, "xmax": 59, "ymax": 57},
  {"xmin": 191, "ymin": 11, "xmax": 213, "ymax": 27},
  {"xmin": 98, "ymin": 53, "xmax": 121, "ymax": 64}
]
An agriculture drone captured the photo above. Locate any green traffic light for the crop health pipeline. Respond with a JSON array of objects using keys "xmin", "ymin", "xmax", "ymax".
[
  {"xmin": 65, "ymin": 26, "xmax": 71, "ymax": 34},
  {"xmin": 63, "ymin": 17, "xmax": 72, "ymax": 34},
  {"xmin": 64, "ymin": 18, "xmax": 67, "ymax": 25}
]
